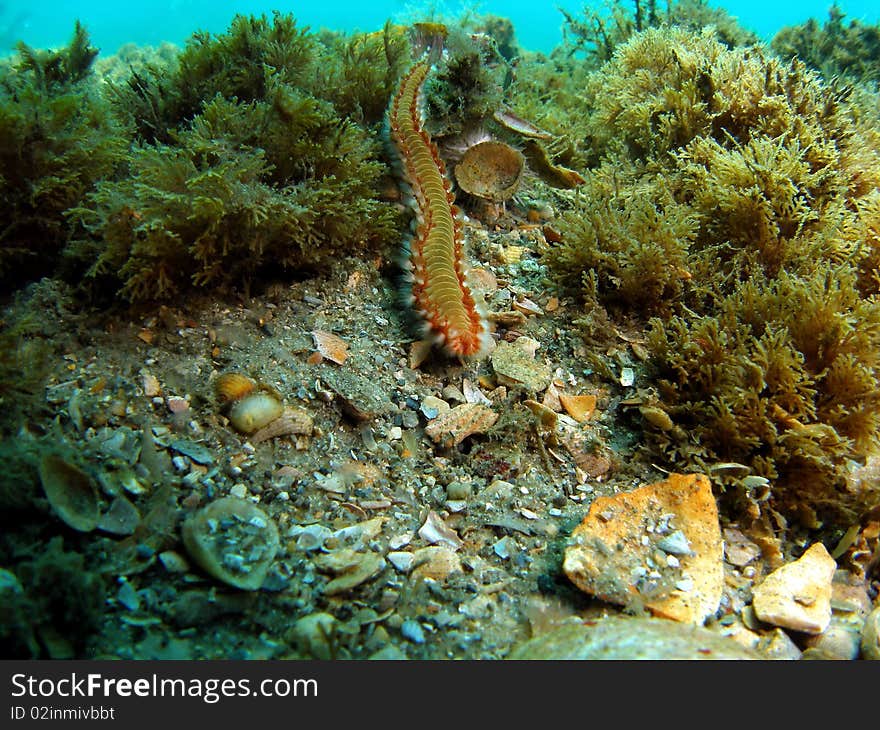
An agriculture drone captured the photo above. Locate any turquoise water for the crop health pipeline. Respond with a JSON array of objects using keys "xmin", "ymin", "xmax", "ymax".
[{"xmin": 2, "ymin": 1, "xmax": 880, "ymax": 56}]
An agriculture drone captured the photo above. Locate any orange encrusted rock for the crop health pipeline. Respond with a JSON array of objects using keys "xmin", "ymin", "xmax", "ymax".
[{"xmin": 563, "ymin": 473, "xmax": 723, "ymax": 624}]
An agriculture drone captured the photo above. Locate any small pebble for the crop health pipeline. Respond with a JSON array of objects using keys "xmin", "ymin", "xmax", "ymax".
[
  {"xmin": 116, "ymin": 580, "xmax": 141, "ymax": 611},
  {"xmin": 401, "ymin": 619, "xmax": 426, "ymax": 644}
]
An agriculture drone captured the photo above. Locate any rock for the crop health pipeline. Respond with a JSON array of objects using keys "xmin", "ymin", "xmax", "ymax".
[
  {"xmin": 723, "ymin": 527, "xmax": 761, "ymax": 567},
  {"xmin": 289, "ymin": 612, "xmax": 338, "ymax": 660},
  {"xmin": 508, "ymin": 615, "xmax": 760, "ymax": 659},
  {"xmin": 368, "ymin": 644, "xmax": 408, "ymax": 660},
  {"xmin": 756, "ymin": 628, "xmax": 802, "ymax": 660},
  {"xmin": 181, "ymin": 497, "xmax": 280, "ymax": 591},
  {"xmin": 490, "ymin": 339, "xmax": 552, "ymax": 392},
  {"xmin": 401, "ymin": 619, "xmax": 426, "ymax": 644},
  {"xmin": 861, "ymin": 607, "xmax": 880, "ymax": 660},
  {"xmin": 751, "ymin": 542, "xmax": 836, "ymax": 634},
  {"xmin": 562, "ymin": 473, "xmax": 723, "ymax": 624},
  {"xmin": 801, "ymin": 579, "xmax": 870, "ymax": 659}
]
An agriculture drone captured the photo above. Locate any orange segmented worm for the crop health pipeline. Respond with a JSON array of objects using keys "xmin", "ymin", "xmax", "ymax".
[{"xmin": 388, "ymin": 58, "xmax": 491, "ymax": 359}]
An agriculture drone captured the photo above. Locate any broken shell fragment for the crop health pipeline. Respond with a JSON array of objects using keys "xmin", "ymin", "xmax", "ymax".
[
  {"xmin": 418, "ymin": 510, "xmax": 464, "ymax": 551},
  {"xmin": 311, "ymin": 330, "xmax": 349, "ymax": 365},
  {"xmin": 559, "ymin": 393, "xmax": 597, "ymax": 423},
  {"xmin": 314, "ymin": 550, "xmax": 386, "ymax": 596},
  {"xmin": 455, "ymin": 140, "xmax": 525, "ymax": 202},
  {"xmin": 182, "ymin": 497, "xmax": 280, "ymax": 591},
  {"xmin": 38, "ymin": 454, "xmax": 100, "ymax": 532}
]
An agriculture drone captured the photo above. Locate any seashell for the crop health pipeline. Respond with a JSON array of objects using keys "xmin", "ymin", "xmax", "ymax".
[
  {"xmin": 492, "ymin": 108, "xmax": 553, "ymax": 140},
  {"xmin": 313, "ymin": 549, "xmax": 386, "ymax": 596},
  {"xmin": 288, "ymin": 523, "xmax": 334, "ymax": 552},
  {"xmin": 524, "ymin": 399, "xmax": 558, "ymax": 430},
  {"xmin": 639, "ymin": 406, "xmax": 674, "ymax": 431},
  {"xmin": 214, "ymin": 372, "xmax": 257, "ymax": 403},
  {"xmin": 418, "ymin": 510, "xmax": 464, "ymax": 551},
  {"xmin": 290, "ymin": 612, "xmax": 338, "ymax": 660},
  {"xmin": 97, "ymin": 495, "xmax": 141, "ymax": 536},
  {"xmin": 38, "ymin": 454, "xmax": 100, "ymax": 532},
  {"xmin": 559, "ymin": 393, "xmax": 597, "ymax": 423},
  {"xmin": 228, "ymin": 392, "xmax": 283, "ymax": 434},
  {"xmin": 181, "ymin": 497, "xmax": 279, "ymax": 591},
  {"xmin": 455, "ymin": 140, "xmax": 525, "ymax": 202},
  {"xmin": 411, "ymin": 546, "xmax": 463, "ymax": 581},
  {"xmin": 311, "ymin": 330, "xmax": 349, "ymax": 365},
  {"xmin": 250, "ymin": 405, "xmax": 314, "ymax": 444},
  {"xmin": 522, "ymin": 139, "xmax": 585, "ymax": 189}
]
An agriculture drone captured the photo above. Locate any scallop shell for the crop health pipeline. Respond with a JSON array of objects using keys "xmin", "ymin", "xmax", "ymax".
[
  {"xmin": 38, "ymin": 454, "xmax": 100, "ymax": 532},
  {"xmin": 215, "ymin": 372, "xmax": 257, "ymax": 403},
  {"xmin": 455, "ymin": 140, "xmax": 525, "ymax": 202}
]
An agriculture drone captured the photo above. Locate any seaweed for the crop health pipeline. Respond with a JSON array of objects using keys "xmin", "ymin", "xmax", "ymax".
[
  {"xmin": 560, "ymin": 0, "xmax": 757, "ymax": 67},
  {"xmin": 549, "ymin": 165, "xmax": 696, "ymax": 316},
  {"xmin": 1, "ymin": 537, "xmax": 107, "ymax": 658},
  {"xmin": 542, "ymin": 27, "xmax": 880, "ymax": 527},
  {"xmin": 0, "ymin": 22, "xmax": 127, "ymax": 290},
  {"xmin": 424, "ymin": 26, "xmax": 507, "ymax": 138},
  {"xmin": 772, "ymin": 4, "xmax": 880, "ymax": 89},
  {"xmin": 69, "ymin": 12, "xmax": 403, "ymax": 301},
  {"xmin": 647, "ymin": 267, "xmax": 880, "ymax": 525}
]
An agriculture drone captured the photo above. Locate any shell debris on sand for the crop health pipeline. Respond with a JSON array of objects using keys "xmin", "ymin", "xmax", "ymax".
[
  {"xmin": 181, "ymin": 497, "xmax": 280, "ymax": 591},
  {"xmin": 214, "ymin": 372, "xmax": 284, "ymax": 435},
  {"xmin": 562, "ymin": 473, "xmax": 723, "ymax": 624},
  {"xmin": 38, "ymin": 454, "xmax": 100, "ymax": 533}
]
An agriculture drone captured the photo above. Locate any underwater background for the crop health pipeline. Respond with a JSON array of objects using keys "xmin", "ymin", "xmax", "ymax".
[
  {"xmin": 2, "ymin": 1, "xmax": 880, "ymax": 55},
  {"xmin": 2, "ymin": 0, "xmax": 880, "ymax": 661}
]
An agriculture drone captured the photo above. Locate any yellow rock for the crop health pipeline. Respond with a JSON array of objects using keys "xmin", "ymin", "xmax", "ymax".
[
  {"xmin": 751, "ymin": 542, "xmax": 836, "ymax": 635},
  {"xmin": 562, "ymin": 473, "xmax": 723, "ymax": 625}
]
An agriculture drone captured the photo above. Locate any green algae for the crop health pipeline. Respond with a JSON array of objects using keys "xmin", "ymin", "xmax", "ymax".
[
  {"xmin": 68, "ymin": 12, "xmax": 402, "ymax": 301},
  {"xmin": 540, "ymin": 26, "xmax": 880, "ymax": 527},
  {"xmin": 0, "ymin": 22, "xmax": 127, "ymax": 290},
  {"xmin": 772, "ymin": 4, "xmax": 880, "ymax": 88}
]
